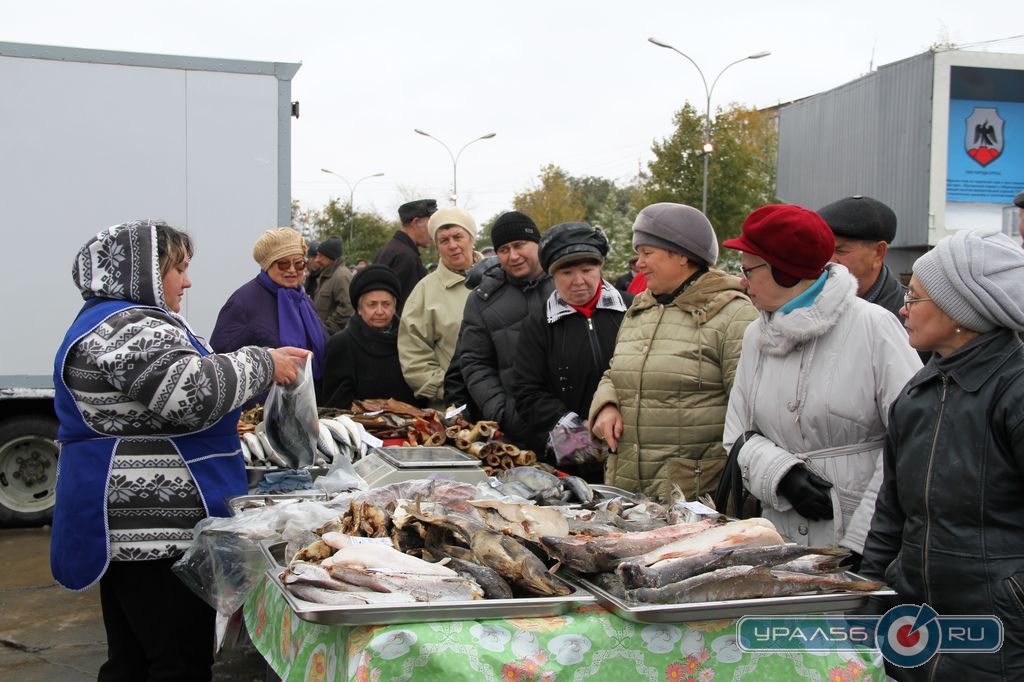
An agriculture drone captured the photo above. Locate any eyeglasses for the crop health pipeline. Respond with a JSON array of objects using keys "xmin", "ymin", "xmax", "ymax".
[
  {"xmin": 274, "ymin": 259, "xmax": 307, "ymax": 272},
  {"xmin": 903, "ymin": 292, "xmax": 931, "ymax": 308},
  {"xmin": 740, "ymin": 263, "xmax": 768, "ymax": 279}
]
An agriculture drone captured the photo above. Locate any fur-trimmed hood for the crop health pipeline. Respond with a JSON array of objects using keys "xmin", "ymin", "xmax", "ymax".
[{"xmin": 756, "ymin": 264, "xmax": 858, "ymax": 356}]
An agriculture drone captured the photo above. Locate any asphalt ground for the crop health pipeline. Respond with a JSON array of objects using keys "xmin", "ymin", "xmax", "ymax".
[{"xmin": 0, "ymin": 527, "xmax": 273, "ymax": 681}]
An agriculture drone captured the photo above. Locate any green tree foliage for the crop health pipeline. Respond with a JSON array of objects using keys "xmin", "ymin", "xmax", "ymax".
[
  {"xmin": 641, "ymin": 103, "xmax": 777, "ymax": 264},
  {"xmin": 293, "ymin": 198, "xmax": 399, "ymax": 264},
  {"xmin": 512, "ymin": 165, "xmax": 587, "ymax": 231}
]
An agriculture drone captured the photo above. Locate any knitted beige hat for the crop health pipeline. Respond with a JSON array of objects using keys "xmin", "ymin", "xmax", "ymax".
[
  {"xmin": 252, "ymin": 228, "xmax": 306, "ymax": 270},
  {"xmin": 428, "ymin": 207, "xmax": 477, "ymax": 244}
]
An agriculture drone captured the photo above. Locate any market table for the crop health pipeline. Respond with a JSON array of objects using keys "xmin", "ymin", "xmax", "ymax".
[{"xmin": 244, "ymin": 576, "xmax": 885, "ymax": 681}]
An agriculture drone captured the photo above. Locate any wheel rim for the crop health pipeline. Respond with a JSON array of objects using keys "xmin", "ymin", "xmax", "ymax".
[{"xmin": 0, "ymin": 434, "xmax": 59, "ymax": 514}]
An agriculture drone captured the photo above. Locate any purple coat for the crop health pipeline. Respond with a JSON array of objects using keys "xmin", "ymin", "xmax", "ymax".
[{"xmin": 210, "ymin": 276, "xmax": 328, "ymax": 406}]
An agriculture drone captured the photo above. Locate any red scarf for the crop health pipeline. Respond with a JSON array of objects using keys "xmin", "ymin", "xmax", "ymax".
[{"xmin": 569, "ymin": 287, "xmax": 602, "ymax": 318}]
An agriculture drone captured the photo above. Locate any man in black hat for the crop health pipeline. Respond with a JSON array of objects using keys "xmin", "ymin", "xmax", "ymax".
[
  {"xmin": 447, "ymin": 211, "xmax": 553, "ymax": 452},
  {"xmin": 373, "ymin": 199, "xmax": 437, "ymax": 312},
  {"xmin": 310, "ymin": 236, "xmax": 354, "ymax": 334},
  {"xmin": 819, "ymin": 195, "xmax": 905, "ymax": 319}
]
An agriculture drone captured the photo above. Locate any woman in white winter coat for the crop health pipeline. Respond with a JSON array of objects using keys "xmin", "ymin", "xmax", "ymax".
[{"xmin": 722, "ymin": 204, "xmax": 921, "ymax": 568}]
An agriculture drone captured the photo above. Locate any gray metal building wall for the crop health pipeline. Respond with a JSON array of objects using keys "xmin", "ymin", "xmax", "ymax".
[{"xmin": 776, "ymin": 52, "xmax": 935, "ymax": 250}]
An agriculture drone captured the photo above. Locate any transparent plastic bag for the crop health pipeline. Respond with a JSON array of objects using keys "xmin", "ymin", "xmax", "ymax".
[
  {"xmin": 313, "ymin": 442, "xmax": 368, "ymax": 494},
  {"xmin": 171, "ymin": 500, "xmax": 341, "ymax": 615},
  {"xmin": 549, "ymin": 419, "xmax": 608, "ymax": 467},
  {"xmin": 263, "ymin": 356, "xmax": 319, "ymax": 469}
]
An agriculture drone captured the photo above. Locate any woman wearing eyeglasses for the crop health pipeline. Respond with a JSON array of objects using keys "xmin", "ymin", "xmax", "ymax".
[
  {"xmin": 211, "ymin": 227, "xmax": 328, "ymax": 407},
  {"xmin": 721, "ymin": 205, "xmax": 921, "ymax": 568},
  {"xmin": 860, "ymin": 230, "xmax": 1024, "ymax": 680}
]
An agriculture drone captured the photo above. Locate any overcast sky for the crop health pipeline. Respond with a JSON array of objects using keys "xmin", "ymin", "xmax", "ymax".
[{"xmin": 6, "ymin": 1, "xmax": 1024, "ymax": 223}]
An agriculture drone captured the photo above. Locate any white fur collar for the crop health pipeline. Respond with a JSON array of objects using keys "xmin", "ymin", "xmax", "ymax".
[{"xmin": 755, "ymin": 264, "xmax": 858, "ymax": 356}]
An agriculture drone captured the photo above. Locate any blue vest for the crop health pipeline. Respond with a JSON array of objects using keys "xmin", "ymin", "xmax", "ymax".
[{"xmin": 51, "ymin": 298, "xmax": 246, "ymax": 591}]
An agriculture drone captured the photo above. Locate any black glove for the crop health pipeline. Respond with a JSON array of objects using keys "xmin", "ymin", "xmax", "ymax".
[
  {"xmin": 778, "ymin": 465, "xmax": 834, "ymax": 520},
  {"xmin": 839, "ymin": 550, "xmax": 863, "ymax": 573}
]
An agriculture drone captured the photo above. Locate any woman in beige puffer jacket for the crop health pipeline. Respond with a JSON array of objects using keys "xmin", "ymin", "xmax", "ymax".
[{"xmin": 591, "ymin": 204, "xmax": 756, "ymax": 501}]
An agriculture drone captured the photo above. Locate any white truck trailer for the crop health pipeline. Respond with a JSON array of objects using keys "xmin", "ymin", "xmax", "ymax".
[{"xmin": 0, "ymin": 42, "xmax": 300, "ymax": 524}]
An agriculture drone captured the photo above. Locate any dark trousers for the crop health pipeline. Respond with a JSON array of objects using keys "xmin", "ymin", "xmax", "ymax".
[{"xmin": 98, "ymin": 558, "xmax": 215, "ymax": 682}]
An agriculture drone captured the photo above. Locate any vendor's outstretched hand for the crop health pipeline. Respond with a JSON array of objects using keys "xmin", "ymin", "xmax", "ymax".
[
  {"xmin": 270, "ymin": 346, "xmax": 311, "ymax": 385},
  {"xmin": 591, "ymin": 405, "xmax": 623, "ymax": 452}
]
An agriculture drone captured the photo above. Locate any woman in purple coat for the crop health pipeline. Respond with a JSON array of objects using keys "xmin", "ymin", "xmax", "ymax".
[{"xmin": 210, "ymin": 228, "xmax": 328, "ymax": 405}]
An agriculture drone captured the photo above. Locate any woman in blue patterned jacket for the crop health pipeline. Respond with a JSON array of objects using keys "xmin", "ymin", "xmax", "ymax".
[{"xmin": 52, "ymin": 220, "xmax": 308, "ymax": 682}]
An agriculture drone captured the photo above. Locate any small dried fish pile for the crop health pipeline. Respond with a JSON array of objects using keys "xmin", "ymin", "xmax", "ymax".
[
  {"xmin": 348, "ymin": 399, "xmax": 538, "ymax": 474},
  {"xmin": 540, "ymin": 517, "xmax": 885, "ymax": 605}
]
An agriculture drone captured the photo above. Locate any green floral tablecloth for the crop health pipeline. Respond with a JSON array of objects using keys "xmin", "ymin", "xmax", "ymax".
[{"xmin": 244, "ymin": 576, "xmax": 884, "ymax": 681}]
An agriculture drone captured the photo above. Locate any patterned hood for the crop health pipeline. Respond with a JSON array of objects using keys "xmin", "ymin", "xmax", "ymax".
[{"xmin": 72, "ymin": 220, "xmax": 164, "ymax": 308}]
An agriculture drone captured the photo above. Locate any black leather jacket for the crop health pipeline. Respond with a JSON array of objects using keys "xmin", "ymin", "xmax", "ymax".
[{"xmin": 861, "ymin": 328, "xmax": 1024, "ymax": 680}]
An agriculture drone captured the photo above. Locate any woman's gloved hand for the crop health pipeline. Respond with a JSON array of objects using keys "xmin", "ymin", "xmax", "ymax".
[{"xmin": 778, "ymin": 465, "xmax": 834, "ymax": 520}]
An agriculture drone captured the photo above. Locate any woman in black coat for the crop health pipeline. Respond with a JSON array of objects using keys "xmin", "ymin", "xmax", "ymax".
[
  {"xmin": 861, "ymin": 230, "xmax": 1024, "ymax": 680},
  {"xmin": 512, "ymin": 223, "xmax": 631, "ymax": 480},
  {"xmin": 322, "ymin": 265, "xmax": 417, "ymax": 409}
]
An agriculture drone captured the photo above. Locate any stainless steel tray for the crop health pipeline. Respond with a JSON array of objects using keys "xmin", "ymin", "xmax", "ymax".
[
  {"xmin": 262, "ymin": 541, "xmax": 594, "ymax": 626},
  {"xmin": 564, "ymin": 570, "xmax": 895, "ymax": 624},
  {"xmin": 228, "ymin": 492, "xmax": 328, "ymax": 515}
]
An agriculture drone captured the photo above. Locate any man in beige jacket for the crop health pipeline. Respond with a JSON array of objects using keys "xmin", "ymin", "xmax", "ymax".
[{"xmin": 398, "ymin": 207, "xmax": 481, "ymax": 408}]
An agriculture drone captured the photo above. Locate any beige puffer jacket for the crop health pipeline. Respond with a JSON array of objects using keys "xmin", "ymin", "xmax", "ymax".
[
  {"xmin": 398, "ymin": 255, "xmax": 480, "ymax": 407},
  {"xmin": 590, "ymin": 269, "xmax": 757, "ymax": 501}
]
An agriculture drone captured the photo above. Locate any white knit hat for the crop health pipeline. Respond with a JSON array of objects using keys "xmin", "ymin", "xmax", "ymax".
[
  {"xmin": 427, "ymin": 207, "xmax": 477, "ymax": 244},
  {"xmin": 913, "ymin": 229, "xmax": 1024, "ymax": 333}
]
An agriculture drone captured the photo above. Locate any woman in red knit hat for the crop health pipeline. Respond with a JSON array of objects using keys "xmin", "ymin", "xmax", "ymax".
[{"xmin": 721, "ymin": 204, "xmax": 921, "ymax": 568}]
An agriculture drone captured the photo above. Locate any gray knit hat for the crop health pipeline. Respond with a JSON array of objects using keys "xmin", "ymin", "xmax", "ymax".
[
  {"xmin": 631, "ymin": 203, "xmax": 719, "ymax": 266},
  {"xmin": 913, "ymin": 229, "xmax": 1024, "ymax": 333}
]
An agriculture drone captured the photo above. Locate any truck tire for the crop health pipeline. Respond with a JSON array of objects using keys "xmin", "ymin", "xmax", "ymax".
[{"xmin": 0, "ymin": 416, "xmax": 59, "ymax": 527}]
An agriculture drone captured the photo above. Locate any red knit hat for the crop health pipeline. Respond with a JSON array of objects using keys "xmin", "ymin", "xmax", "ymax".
[{"xmin": 722, "ymin": 204, "xmax": 835, "ymax": 280}]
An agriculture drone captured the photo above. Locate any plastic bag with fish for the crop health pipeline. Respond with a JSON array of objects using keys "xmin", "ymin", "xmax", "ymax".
[{"xmin": 264, "ymin": 355, "xmax": 319, "ymax": 468}]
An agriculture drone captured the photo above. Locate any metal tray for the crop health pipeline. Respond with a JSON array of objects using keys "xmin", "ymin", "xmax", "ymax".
[
  {"xmin": 228, "ymin": 492, "xmax": 328, "ymax": 515},
  {"xmin": 262, "ymin": 541, "xmax": 594, "ymax": 626},
  {"xmin": 564, "ymin": 570, "xmax": 895, "ymax": 624}
]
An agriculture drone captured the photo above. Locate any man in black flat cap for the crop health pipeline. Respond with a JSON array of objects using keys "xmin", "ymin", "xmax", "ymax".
[
  {"xmin": 310, "ymin": 236, "xmax": 355, "ymax": 334},
  {"xmin": 819, "ymin": 195, "xmax": 905, "ymax": 319},
  {"xmin": 374, "ymin": 199, "xmax": 437, "ymax": 313}
]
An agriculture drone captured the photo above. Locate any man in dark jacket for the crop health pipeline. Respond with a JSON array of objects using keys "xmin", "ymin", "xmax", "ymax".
[
  {"xmin": 451, "ymin": 211, "xmax": 552, "ymax": 452},
  {"xmin": 819, "ymin": 195, "xmax": 905, "ymax": 319},
  {"xmin": 310, "ymin": 236, "xmax": 354, "ymax": 334},
  {"xmin": 373, "ymin": 199, "xmax": 436, "ymax": 312}
]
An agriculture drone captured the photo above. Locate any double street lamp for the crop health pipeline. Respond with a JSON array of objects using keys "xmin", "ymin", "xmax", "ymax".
[
  {"xmin": 414, "ymin": 129, "xmax": 496, "ymax": 206},
  {"xmin": 320, "ymin": 168, "xmax": 385, "ymax": 245},
  {"xmin": 648, "ymin": 38, "xmax": 770, "ymax": 214}
]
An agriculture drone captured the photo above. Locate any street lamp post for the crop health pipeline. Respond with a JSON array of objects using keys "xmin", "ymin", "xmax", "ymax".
[
  {"xmin": 320, "ymin": 168, "xmax": 385, "ymax": 245},
  {"xmin": 648, "ymin": 38, "xmax": 770, "ymax": 215},
  {"xmin": 413, "ymin": 129, "xmax": 496, "ymax": 206}
]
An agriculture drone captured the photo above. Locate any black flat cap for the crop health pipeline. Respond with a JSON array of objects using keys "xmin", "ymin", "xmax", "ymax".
[
  {"xmin": 539, "ymin": 222, "xmax": 609, "ymax": 274},
  {"xmin": 398, "ymin": 199, "xmax": 438, "ymax": 225},
  {"xmin": 817, "ymin": 195, "xmax": 897, "ymax": 243}
]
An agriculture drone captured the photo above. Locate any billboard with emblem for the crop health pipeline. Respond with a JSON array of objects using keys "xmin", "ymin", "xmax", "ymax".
[{"xmin": 946, "ymin": 66, "xmax": 1024, "ymax": 203}]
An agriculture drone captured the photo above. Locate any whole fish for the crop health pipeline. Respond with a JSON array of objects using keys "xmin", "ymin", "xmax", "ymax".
[
  {"xmin": 442, "ymin": 556, "xmax": 514, "ymax": 600},
  {"xmin": 625, "ymin": 518, "xmax": 784, "ymax": 568},
  {"xmin": 561, "ymin": 475, "xmax": 593, "ymax": 504},
  {"xmin": 281, "ymin": 562, "xmax": 358, "ymax": 591},
  {"xmin": 498, "ymin": 466, "xmax": 561, "ymax": 492},
  {"xmin": 618, "ymin": 544, "xmax": 848, "ymax": 589},
  {"xmin": 626, "ymin": 565, "xmax": 884, "ymax": 605},
  {"xmin": 316, "ymin": 422, "xmax": 340, "ymax": 462},
  {"xmin": 256, "ymin": 429, "xmax": 291, "ymax": 468},
  {"xmin": 495, "ymin": 480, "xmax": 538, "ymax": 501},
  {"xmin": 327, "ymin": 565, "xmax": 485, "ymax": 601},
  {"xmin": 773, "ymin": 553, "xmax": 849, "ymax": 574},
  {"xmin": 540, "ymin": 517, "xmax": 726, "ymax": 573},
  {"xmin": 265, "ymin": 365, "xmax": 320, "ymax": 468},
  {"xmin": 469, "ymin": 528, "xmax": 572, "ymax": 597},
  {"xmin": 286, "ymin": 583, "xmax": 414, "ymax": 605},
  {"xmin": 467, "ymin": 499, "xmax": 569, "ymax": 542}
]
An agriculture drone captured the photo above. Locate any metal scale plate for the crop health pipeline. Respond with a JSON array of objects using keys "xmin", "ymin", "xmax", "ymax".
[{"xmin": 352, "ymin": 446, "xmax": 487, "ymax": 487}]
